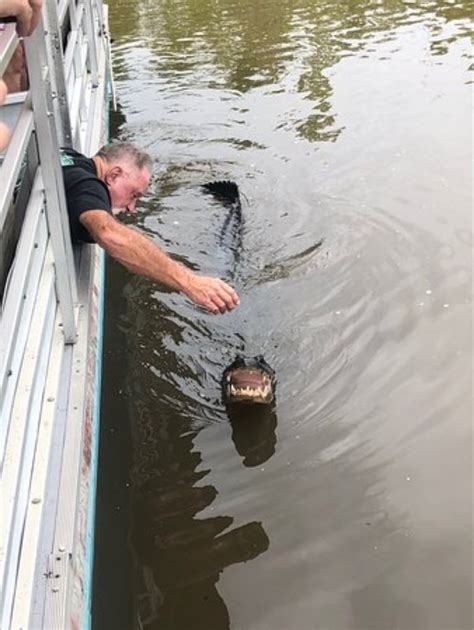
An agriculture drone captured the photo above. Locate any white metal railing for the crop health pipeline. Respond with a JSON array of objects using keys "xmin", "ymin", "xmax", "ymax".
[
  {"xmin": 0, "ymin": 0, "xmax": 109, "ymax": 429},
  {"xmin": 0, "ymin": 1, "xmax": 111, "ymax": 627}
]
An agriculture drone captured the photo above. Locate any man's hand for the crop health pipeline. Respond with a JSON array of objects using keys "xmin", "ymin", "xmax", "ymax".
[
  {"xmin": 183, "ymin": 274, "xmax": 240, "ymax": 314},
  {"xmin": 1, "ymin": 0, "xmax": 42, "ymax": 37}
]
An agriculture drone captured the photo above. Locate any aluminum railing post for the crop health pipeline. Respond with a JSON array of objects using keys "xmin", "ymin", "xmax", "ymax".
[
  {"xmin": 44, "ymin": 0, "xmax": 73, "ymax": 147},
  {"xmin": 83, "ymin": 0, "xmax": 99, "ymax": 87},
  {"xmin": 24, "ymin": 20, "xmax": 78, "ymax": 344},
  {"xmin": 94, "ymin": 0, "xmax": 116, "ymax": 110},
  {"xmin": 69, "ymin": 0, "xmax": 79, "ymax": 30}
]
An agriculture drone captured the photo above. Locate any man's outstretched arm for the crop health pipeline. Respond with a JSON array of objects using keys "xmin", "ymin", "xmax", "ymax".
[{"xmin": 80, "ymin": 210, "xmax": 239, "ymax": 314}]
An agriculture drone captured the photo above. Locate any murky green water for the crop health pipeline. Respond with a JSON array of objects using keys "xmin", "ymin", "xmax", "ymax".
[{"xmin": 93, "ymin": 2, "xmax": 472, "ymax": 629}]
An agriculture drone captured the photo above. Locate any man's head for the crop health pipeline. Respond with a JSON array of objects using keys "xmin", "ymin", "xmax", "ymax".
[{"xmin": 95, "ymin": 142, "xmax": 152, "ymax": 214}]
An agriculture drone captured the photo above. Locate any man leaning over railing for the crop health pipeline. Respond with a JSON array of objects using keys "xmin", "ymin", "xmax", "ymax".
[{"xmin": 61, "ymin": 143, "xmax": 240, "ymax": 315}]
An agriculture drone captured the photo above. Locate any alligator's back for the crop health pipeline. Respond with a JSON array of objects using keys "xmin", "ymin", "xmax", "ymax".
[
  {"xmin": 202, "ymin": 182, "xmax": 276, "ymax": 407},
  {"xmin": 202, "ymin": 180, "xmax": 243, "ymax": 253}
]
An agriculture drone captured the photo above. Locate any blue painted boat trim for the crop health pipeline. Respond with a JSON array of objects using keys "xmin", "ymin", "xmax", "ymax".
[
  {"xmin": 82, "ymin": 70, "xmax": 111, "ymax": 629},
  {"xmin": 82, "ymin": 246, "xmax": 106, "ymax": 630}
]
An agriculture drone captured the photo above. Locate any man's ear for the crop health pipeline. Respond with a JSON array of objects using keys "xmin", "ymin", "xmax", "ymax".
[{"xmin": 106, "ymin": 165, "xmax": 122, "ymax": 185}]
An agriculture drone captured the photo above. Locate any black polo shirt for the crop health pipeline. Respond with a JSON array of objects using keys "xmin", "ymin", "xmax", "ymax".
[{"xmin": 60, "ymin": 148, "xmax": 112, "ymax": 243}]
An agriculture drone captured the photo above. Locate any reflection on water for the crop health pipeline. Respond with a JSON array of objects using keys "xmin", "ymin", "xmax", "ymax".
[
  {"xmin": 131, "ymin": 420, "xmax": 269, "ymax": 629},
  {"xmin": 93, "ymin": 1, "xmax": 472, "ymax": 629},
  {"xmin": 228, "ymin": 404, "xmax": 278, "ymax": 468}
]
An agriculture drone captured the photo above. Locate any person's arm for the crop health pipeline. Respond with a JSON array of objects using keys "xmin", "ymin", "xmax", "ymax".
[{"xmin": 80, "ymin": 210, "xmax": 240, "ymax": 314}]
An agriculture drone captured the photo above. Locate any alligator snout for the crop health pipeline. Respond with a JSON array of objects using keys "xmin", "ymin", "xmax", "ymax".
[{"xmin": 223, "ymin": 355, "xmax": 276, "ymax": 405}]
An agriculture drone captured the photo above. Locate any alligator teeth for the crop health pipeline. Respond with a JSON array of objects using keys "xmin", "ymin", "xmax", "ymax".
[{"xmin": 229, "ymin": 384, "xmax": 271, "ymax": 398}]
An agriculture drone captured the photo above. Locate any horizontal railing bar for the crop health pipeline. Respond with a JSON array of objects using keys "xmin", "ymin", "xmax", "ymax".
[
  {"xmin": 5, "ymin": 91, "xmax": 27, "ymax": 106},
  {"xmin": 0, "ymin": 107, "xmax": 34, "ymax": 233},
  {"xmin": 0, "ymin": 24, "xmax": 18, "ymax": 76}
]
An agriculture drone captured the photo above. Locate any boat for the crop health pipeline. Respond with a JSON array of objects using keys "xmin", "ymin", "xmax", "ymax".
[{"xmin": 0, "ymin": 0, "xmax": 112, "ymax": 627}]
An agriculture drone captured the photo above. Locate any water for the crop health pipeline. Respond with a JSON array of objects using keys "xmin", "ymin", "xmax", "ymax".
[{"xmin": 92, "ymin": 2, "xmax": 472, "ymax": 629}]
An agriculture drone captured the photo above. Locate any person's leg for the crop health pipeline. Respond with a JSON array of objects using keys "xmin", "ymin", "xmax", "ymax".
[
  {"xmin": 0, "ymin": 79, "xmax": 12, "ymax": 151},
  {"xmin": 3, "ymin": 43, "xmax": 28, "ymax": 93}
]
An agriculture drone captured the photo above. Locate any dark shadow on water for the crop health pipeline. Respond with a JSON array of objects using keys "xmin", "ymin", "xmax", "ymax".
[
  {"xmin": 227, "ymin": 403, "xmax": 277, "ymax": 468},
  {"xmin": 130, "ymin": 425, "xmax": 269, "ymax": 630}
]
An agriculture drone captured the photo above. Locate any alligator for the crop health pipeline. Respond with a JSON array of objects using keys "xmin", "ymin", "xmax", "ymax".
[
  {"xmin": 202, "ymin": 181, "xmax": 277, "ymax": 406},
  {"xmin": 222, "ymin": 355, "xmax": 276, "ymax": 405}
]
